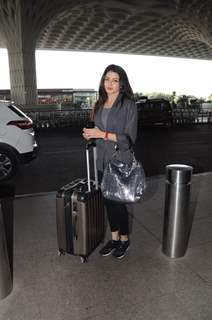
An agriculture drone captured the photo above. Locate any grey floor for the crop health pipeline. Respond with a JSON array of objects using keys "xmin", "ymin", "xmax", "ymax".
[{"xmin": 1, "ymin": 172, "xmax": 212, "ymax": 320}]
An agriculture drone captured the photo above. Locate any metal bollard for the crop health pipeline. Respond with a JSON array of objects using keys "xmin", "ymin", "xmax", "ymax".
[
  {"xmin": 0, "ymin": 184, "xmax": 14, "ymax": 300},
  {"xmin": 162, "ymin": 164, "xmax": 193, "ymax": 258}
]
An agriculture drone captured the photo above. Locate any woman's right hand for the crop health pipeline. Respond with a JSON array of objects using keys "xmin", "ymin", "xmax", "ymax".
[
  {"xmin": 82, "ymin": 127, "xmax": 105, "ymax": 140},
  {"xmin": 82, "ymin": 128, "xmax": 90, "ymax": 140}
]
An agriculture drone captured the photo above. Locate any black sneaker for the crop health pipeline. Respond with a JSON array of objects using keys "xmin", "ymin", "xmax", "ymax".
[
  {"xmin": 99, "ymin": 240, "xmax": 120, "ymax": 256},
  {"xmin": 112, "ymin": 240, "xmax": 130, "ymax": 259}
]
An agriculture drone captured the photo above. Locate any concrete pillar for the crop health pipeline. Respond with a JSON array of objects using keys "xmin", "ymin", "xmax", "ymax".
[
  {"xmin": 7, "ymin": 46, "xmax": 38, "ymax": 106},
  {"xmin": 0, "ymin": 0, "xmax": 38, "ymax": 106}
]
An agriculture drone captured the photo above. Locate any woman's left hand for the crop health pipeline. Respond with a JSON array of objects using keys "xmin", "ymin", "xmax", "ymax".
[{"xmin": 82, "ymin": 127, "xmax": 105, "ymax": 140}]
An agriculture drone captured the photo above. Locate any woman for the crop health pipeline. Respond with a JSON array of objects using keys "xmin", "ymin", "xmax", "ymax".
[{"xmin": 83, "ymin": 64, "xmax": 137, "ymax": 259}]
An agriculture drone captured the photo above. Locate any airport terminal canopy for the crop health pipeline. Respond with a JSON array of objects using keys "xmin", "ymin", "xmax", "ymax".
[{"xmin": 0, "ymin": 0, "xmax": 212, "ymax": 105}]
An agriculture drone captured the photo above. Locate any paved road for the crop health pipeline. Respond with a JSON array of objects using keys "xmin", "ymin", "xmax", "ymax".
[{"xmin": 5, "ymin": 124, "xmax": 212, "ymax": 195}]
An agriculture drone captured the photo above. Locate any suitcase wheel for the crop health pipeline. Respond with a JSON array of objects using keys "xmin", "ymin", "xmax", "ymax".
[
  {"xmin": 58, "ymin": 249, "xmax": 65, "ymax": 256},
  {"xmin": 80, "ymin": 256, "xmax": 88, "ymax": 263}
]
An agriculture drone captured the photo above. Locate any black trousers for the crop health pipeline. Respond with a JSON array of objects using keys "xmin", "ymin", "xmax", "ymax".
[{"xmin": 98, "ymin": 171, "xmax": 129, "ymax": 235}]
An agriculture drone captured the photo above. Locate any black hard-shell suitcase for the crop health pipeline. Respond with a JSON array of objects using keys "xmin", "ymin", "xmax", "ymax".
[{"xmin": 56, "ymin": 142, "xmax": 105, "ymax": 262}]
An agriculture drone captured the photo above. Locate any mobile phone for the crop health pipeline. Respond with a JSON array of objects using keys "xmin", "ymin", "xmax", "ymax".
[{"xmin": 85, "ymin": 121, "xmax": 95, "ymax": 128}]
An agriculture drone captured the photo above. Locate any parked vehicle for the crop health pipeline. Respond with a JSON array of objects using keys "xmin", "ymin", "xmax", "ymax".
[
  {"xmin": 136, "ymin": 98, "xmax": 173, "ymax": 126},
  {"xmin": 0, "ymin": 100, "xmax": 37, "ymax": 181}
]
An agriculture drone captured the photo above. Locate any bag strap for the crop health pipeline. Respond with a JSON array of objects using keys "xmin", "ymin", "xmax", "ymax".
[{"xmin": 114, "ymin": 135, "xmax": 134, "ymax": 153}]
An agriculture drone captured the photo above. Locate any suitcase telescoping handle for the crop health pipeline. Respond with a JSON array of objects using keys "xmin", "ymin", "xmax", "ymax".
[{"xmin": 86, "ymin": 141, "xmax": 98, "ymax": 192}]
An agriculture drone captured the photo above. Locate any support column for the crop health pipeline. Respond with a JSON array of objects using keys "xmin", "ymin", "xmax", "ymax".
[
  {"xmin": 0, "ymin": 0, "xmax": 38, "ymax": 106},
  {"xmin": 7, "ymin": 46, "xmax": 38, "ymax": 106}
]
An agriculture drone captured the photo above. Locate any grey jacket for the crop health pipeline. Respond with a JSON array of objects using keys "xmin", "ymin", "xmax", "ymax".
[{"xmin": 94, "ymin": 94, "xmax": 138, "ymax": 172}]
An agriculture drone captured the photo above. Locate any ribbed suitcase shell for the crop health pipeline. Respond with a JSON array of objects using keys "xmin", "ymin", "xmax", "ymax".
[{"xmin": 56, "ymin": 144, "xmax": 105, "ymax": 261}]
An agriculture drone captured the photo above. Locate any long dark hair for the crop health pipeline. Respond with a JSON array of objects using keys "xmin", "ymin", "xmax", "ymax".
[{"xmin": 91, "ymin": 64, "xmax": 134, "ymax": 118}]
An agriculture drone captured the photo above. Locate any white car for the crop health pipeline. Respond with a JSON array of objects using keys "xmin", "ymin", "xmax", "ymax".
[{"xmin": 0, "ymin": 100, "xmax": 37, "ymax": 181}]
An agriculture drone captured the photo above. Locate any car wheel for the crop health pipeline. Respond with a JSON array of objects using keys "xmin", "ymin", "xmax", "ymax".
[{"xmin": 0, "ymin": 148, "xmax": 19, "ymax": 181}]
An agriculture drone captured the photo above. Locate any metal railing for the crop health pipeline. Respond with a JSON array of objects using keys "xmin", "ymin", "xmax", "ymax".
[
  {"xmin": 172, "ymin": 109, "xmax": 212, "ymax": 125},
  {"xmin": 24, "ymin": 107, "xmax": 212, "ymax": 129},
  {"xmin": 26, "ymin": 109, "xmax": 91, "ymax": 128}
]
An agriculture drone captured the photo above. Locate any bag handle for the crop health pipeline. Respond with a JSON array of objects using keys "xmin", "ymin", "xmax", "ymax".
[
  {"xmin": 113, "ymin": 135, "xmax": 135, "ymax": 159},
  {"xmin": 114, "ymin": 134, "xmax": 134, "ymax": 151},
  {"xmin": 86, "ymin": 141, "xmax": 98, "ymax": 192}
]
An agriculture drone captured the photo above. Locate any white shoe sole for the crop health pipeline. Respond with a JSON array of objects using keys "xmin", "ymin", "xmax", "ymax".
[
  {"xmin": 113, "ymin": 246, "xmax": 130, "ymax": 259},
  {"xmin": 100, "ymin": 248, "xmax": 116, "ymax": 257}
]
